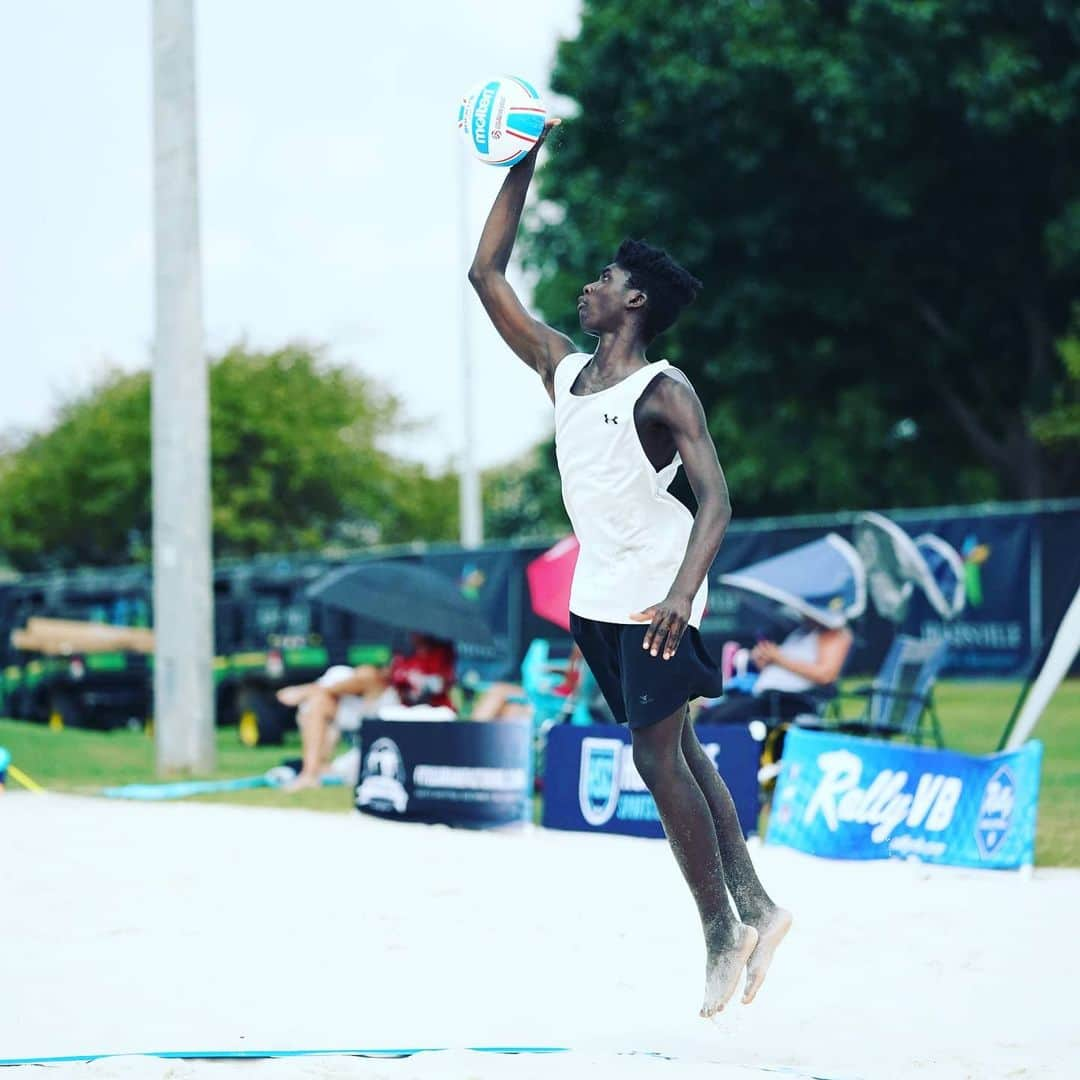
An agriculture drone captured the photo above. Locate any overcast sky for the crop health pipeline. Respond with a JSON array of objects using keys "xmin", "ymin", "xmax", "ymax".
[{"xmin": 1, "ymin": 0, "xmax": 582, "ymax": 470}]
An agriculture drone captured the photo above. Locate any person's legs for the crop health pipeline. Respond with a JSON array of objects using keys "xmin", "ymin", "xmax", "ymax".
[
  {"xmin": 695, "ymin": 694, "xmax": 763, "ymax": 725},
  {"xmin": 288, "ymin": 688, "xmax": 338, "ymax": 791},
  {"xmin": 681, "ymin": 711, "xmax": 792, "ymax": 1003},
  {"xmin": 349, "ymin": 664, "xmax": 386, "ymax": 695},
  {"xmin": 630, "ymin": 707, "xmax": 757, "ymax": 1017},
  {"xmin": 470, "ymin": 682, "xmax": 529, "ymax": 720},
  {"xmin": 276, "ymin": 682, "xmax": 314, "ymax": 707}
]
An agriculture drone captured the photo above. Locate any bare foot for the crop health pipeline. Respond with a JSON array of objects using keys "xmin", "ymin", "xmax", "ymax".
[
  {"xmin": 284, "ymin": 773, "xmax": 320, "ymax": 793},
  {"xmin": 700, "ymin": 923, "xmax": 758, "ymax": 1019},
  {"xmin": 742, "ymin": 907, "xmax": 793, "ymax": 1004}
]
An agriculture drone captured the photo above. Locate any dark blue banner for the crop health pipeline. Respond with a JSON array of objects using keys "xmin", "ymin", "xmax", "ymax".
[
  {"xmin": 541, "ymin": 723, "xmax": 761, "ymax": 839},
  {"xmin": 700, "ymin": 506, "xmax": 1077, "ymax": 677},
  {"xmin": 356, "ymin": 719, "xmax": 531, "ymax": 826},
  {"xmin": 896, "ymin": 513, "xmax": 1034, "ymax": 676},
  {"xmin": 766, "ymin": 728, "xmax": 1042, "ymax": 870}
]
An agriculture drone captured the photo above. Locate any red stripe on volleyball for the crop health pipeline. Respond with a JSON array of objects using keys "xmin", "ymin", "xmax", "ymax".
[
  {"xmin": 509, "ymin": 76, "xmax": 536, "ymax": 96},
  {"xmin": 506, "ymin": 130, "xmax": 538, "ymax": 144}
]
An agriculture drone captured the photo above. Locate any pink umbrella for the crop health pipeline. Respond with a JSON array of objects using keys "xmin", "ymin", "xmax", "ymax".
[{"xmin": 526, "ymin": 535, "xmax": 579, "ymax": 631}]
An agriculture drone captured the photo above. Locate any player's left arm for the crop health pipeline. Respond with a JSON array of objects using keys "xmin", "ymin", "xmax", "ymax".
[{"xmin": 630, "ymin": 372, "xmax": 731, "ymax": 660}]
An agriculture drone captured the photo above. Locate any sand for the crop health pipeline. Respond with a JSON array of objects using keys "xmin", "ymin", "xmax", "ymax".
[{"xmin": 2, "ymin": 792, "xmax": 1077, "ymax": 1079}]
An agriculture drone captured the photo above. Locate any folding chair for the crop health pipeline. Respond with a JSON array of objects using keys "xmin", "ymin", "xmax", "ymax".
[
  {"xmin": 520, "ymin": 638, "xmax": 593, "ymax": 729},
  {"xmin": 825, "ymin": 634, "xmax": 949, "ymax": 747}
]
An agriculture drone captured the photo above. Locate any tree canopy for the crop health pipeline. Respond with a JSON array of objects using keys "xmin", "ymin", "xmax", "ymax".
[
  {"xmin": 483, "ymin": 439, "xmax": 568, "ymax": 541},
  {"xmin": 521, "ymin": 0, "xmax": 1080, "ymax": 513},
  {"xmin": 0, "ymin": 346, "xmax": 458, "ymax": 570}
]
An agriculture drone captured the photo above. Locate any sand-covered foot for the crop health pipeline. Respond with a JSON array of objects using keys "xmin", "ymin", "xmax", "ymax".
[
  {"xmin": 700, "ymin": 923, "xmax": 758, "ymax": 1019},
  {"xmin": 742, "ymin": 907, "xmax": 793, "ymax": 1004}
]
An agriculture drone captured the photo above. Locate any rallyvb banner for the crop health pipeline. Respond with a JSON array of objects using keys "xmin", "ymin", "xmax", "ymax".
[{"xmin": 766, "ymin": 729, "xmax": 1042, "ymax": 870}]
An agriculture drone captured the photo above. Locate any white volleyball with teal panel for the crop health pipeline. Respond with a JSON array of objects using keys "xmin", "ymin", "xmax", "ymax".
[{"xmin": 458, "ymin": 75, "xmax": 547, "ymax": 166}]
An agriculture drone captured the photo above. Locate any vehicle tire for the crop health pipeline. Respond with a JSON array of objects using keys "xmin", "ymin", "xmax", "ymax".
[
  {"xmin": 237, "ymin": 686, "xmax": 290, "ymax": 747},
  {"xmin": 215, "ymin": 683, "xmax": 238, "ymax": 728},
  {"xmin": 48, "ymin": 688, "xmax": 85, "ymax": 730}
]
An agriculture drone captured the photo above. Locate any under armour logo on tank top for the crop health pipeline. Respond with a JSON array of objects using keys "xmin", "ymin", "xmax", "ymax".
[{"xmin": 551, "ymin": 351, "xmax": 708, "ymax": 629}]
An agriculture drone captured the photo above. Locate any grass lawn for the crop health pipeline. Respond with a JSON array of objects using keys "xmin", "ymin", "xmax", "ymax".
[
  {"xmin": 0, "ymin": 720, "xmax": 353, "ymax": 814},
  {"xmin": 2, "ymin": 679, "xmax": 1077, "ymax": 864}
]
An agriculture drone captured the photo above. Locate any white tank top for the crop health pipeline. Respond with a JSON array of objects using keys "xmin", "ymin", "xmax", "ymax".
[
  {"xmin": 752, "ymin": 627, "xmax": 821, "ymax": 695},
  {"xmin": 553, "ymin": 351, "xmax": 708, "ymax": 628}
]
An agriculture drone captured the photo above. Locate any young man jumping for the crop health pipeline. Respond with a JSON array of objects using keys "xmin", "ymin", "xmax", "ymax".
[{"xmin": 468, "ymin": 120, "xmax": 791, "ymax": 1017}]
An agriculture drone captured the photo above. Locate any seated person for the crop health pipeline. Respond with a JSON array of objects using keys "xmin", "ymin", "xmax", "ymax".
[
  {"xmin": 470, "ymin": 643, "xmax": 584, "ymax": 721},
  {"xmin": 698, "ymin": 618, "xmax": 852, "ymax": 725},
  {"xmin": 277, "ymin": 662, "xmax": 399, "ymax": 791},
  {"xmin": 389, "ymin": 633, "xmax": 457, "ymax": 709}
]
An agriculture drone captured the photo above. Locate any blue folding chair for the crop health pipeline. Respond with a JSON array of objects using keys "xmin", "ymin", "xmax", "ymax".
[
  {"xmin": 825, "ymin": 634, "xmax": 949, "ymax": 747},
  {"xmin": 520, "ymin": 638, "xmax": 594, "ymax": 730}
]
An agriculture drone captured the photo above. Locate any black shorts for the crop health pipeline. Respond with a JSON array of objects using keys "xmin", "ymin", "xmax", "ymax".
[{"xmin": 570, "ymin": 613, "xmax": 724, "ymax": 729}]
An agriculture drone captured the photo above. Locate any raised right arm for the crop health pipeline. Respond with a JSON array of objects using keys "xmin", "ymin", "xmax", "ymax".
[{"xmin": 467, "ymin": 121, "xmax": 575, "ymax": 400}]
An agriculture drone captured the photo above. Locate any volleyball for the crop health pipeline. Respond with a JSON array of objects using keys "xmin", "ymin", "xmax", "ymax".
[{"xmin": 458, "ymin": 75, "xmax": 547, "ymax": 167}]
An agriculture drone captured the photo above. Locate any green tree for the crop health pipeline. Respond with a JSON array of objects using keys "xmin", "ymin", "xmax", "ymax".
[
  {"xmin": 483, "ymin": 438, "xmax": 568, "ymax": 540},
  {"xmin": 0, "ymin": 345, "xmax": 459, "ymax": 570},
  {"xmin": 523, "ymin": 0, "xmax": 1080, "ymax": 512},
  {"xmin": 1033, "ymin": 302, "xmax": 1080, "ymax": 450}
]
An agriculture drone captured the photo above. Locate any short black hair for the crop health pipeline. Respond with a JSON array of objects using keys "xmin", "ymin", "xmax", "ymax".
[{"xmin": 615, "ymin": 238, "xmax": 702, "ymax": 343}]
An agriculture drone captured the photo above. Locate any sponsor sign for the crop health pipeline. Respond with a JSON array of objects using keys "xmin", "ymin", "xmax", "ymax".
[
  {"xmin": 908, "ymin": 515, "xmax": 1032, "ymax": 676},
  {"xmin": 766, "ymin": 728, "xmax": 1042, "ymax": 870},
  {"xmin": 542, "ymin": 723, "xmax": 761, "ymax": 839},
  {"xmin": 356, "ymin": 719, "xmax": 530, "ymax": 826}
]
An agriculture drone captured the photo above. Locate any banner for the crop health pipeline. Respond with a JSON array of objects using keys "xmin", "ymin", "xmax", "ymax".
[
  {"xmin": 356, "ymin": 719, "xmax": 531, "ymax": 826},
  {"xmin": 766, "ymin": 729, "xmax": 1042, "ymax": 870},
  {"xmin": 542, "ymin": 723, "xmax": 761, "ymax": 839},
  {"xmin": 901, "ymin": 513, "xmax": 1034, "ymax": 676}
]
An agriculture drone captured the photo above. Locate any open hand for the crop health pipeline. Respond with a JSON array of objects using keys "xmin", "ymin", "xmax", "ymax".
[{"xmin": 630, "ymin": 594, "xmax": 692, "ymax": 661}]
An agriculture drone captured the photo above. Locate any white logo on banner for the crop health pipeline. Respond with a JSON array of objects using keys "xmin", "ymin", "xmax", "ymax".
[
  {"xmin": 805, "ymin": 749, "xmax": 963, "ymax": 844},
  {"xmin": 579, "ymin": 738, "xmax": 624, "ymax": 826},
  {"xmin": 975, "ymin": 765, "xmax": 1016, "ymax": 858},
  {"xmin": 358, "ymin": 737, "xmax": 409, "ymax": 814}
]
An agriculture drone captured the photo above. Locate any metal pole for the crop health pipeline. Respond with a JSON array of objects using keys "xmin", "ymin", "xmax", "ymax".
[
  {"xmin": 151, "ymin": 0, "xmax": 215, "ymax": 773},
  {"xmin": 457, "ymin": 140, "xmax": 483, "ymax": 548}
]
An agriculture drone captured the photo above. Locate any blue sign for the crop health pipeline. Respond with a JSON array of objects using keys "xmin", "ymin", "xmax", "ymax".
[
  {"xmin": 542, "ymin": 723, "xmax": 762, "ymax": 839},
  {"xmin": 766, "ymin": 729, "xmax": 1042, "ymax": 870}
]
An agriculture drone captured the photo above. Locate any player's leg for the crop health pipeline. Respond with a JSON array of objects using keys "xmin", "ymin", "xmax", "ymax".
[
  {"xmin": 681, "ymin": 711, "xmax": 792, "ymax": 1003},
  {"xmin": 680, "ymin": 710, "xmax": 772, "ymax": 919},
  {"xmin": 630, "ymin": 707, "xmax": 757, "ymax": 1016}
]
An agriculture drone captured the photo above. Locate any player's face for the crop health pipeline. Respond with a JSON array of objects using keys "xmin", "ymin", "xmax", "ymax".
[{"xmin": 577, "ymin": 264, "xmax": 636, "ymax": 334}]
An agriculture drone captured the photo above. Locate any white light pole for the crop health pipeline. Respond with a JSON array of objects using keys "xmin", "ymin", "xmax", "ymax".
[
  {"xmin": 151, "ymin": 0, "xmax": 214, "ymax": 773},
  {"xmin": 457, "ymin": 139, "xmax": 483, "ymax": 549}
]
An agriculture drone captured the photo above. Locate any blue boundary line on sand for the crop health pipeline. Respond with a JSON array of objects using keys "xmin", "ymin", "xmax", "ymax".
[
  {"xmin": 0, "ymin": 1048, "xmax": 846, "ymax": 1077},
  {"xmin": 0, "ymin": 1047, "xmax": 569, "ymax": 1066}
]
